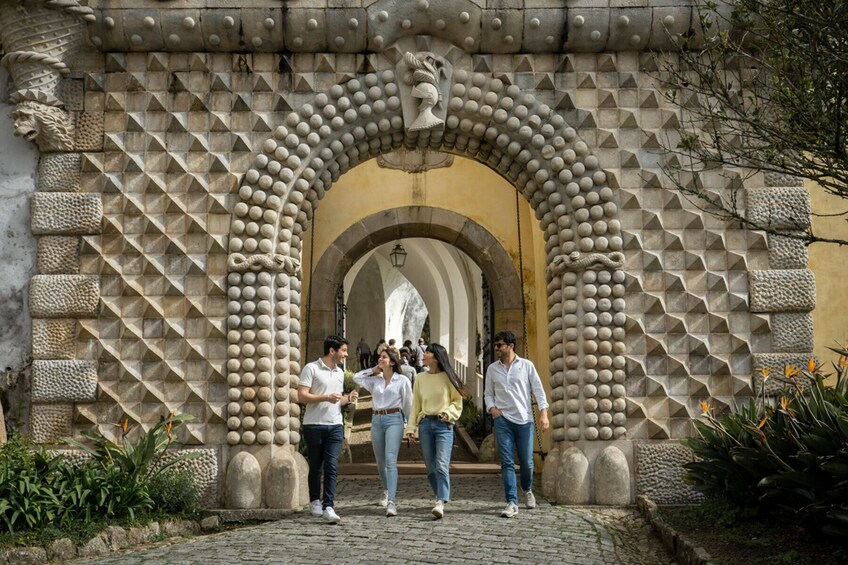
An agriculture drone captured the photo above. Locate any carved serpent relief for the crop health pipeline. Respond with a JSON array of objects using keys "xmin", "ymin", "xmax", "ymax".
[
  {"xmin": 548, "ymin": 251, "xmax": 625, "ymax": 274},
  {"xmin": 228, "ymin": 253, "xmax": 302, "ymax": 276}
]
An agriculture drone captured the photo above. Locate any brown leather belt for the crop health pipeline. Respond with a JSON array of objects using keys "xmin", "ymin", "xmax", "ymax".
[{"xmin": 373, "ymin": 408, "xmax": 401, "ymax": 415}]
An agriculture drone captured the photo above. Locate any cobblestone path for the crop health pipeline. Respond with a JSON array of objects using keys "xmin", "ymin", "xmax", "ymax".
[{"xmin": 71, "ymin": 476, "xmax": 673, "ymax": 565}]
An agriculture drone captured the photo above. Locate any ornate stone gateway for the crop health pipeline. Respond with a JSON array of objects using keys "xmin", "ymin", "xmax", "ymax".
[{"xmin": 2, "ymin": 0, "xmax": 816, "ymax": 508}]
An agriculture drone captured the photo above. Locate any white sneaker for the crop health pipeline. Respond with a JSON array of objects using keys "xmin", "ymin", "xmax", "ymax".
[
  {"xmin": 310, "ymin": 499, "xmax": 322, "ymax": 516},
  {"xmin": 386, "ymin": 501, "xmax": 397, "ymax": 517},
  {"xmin": 431, "ymin": 500, "xmax": 445, "ymax": 519},
  {"xmin": 525, "ymin": 490, "xmax": 536, "ymax": 509},
  {"xmin": 501, "ymin": 502, "xmax": 519, "ymax": 518},
  {"xmin": 322, "ymin": 506, "xmax": 341, "ymax": 524},
  {"xmin": 378, "ymin": 490, "xmax": 389, "ymax": 507}
]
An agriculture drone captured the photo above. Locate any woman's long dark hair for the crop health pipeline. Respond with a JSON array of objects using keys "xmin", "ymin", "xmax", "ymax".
[
  {"xmin": 426, "ymin": 343, "xmax": 465, "ymax": 397},
  {"xmin": 381, "ymin": 347, "xmax": 401, "ymax": 375}
]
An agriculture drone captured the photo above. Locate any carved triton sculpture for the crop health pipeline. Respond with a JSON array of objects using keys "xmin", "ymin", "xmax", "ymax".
[
  {"xmin": 402, "ymin": 51, "xmax": 446, "ymax": 131},
  {"xmin": 228, "ymin": 253, "xmax": 302, "ymax": 276},
  {"xmin": 548, "ymin": 251, "xmax": 625, "ymax": 274}
]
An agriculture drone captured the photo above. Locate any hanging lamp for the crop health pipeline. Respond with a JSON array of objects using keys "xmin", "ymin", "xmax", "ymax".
[{"xmin": 389, "ymin": 241, "xmax": 407, "ymax": 268}]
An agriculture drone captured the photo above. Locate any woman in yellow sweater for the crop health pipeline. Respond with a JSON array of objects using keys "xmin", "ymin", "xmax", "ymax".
[{"xmin": 404, "ymin": 342, "xmax": 464, "ymax": 519}]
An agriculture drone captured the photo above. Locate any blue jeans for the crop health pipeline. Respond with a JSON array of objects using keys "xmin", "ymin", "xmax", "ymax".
[
  {"xmin": 371, "ymin": 412, "xmax": 404, "ymax": 502},
  {"xmin": 418, "ymin": 417, "xmax": 454, "ymax": 502},
  {"xmin": 303, "ymin": 424, "xmax": 344, "ymax": 509},
  {"xmin": 494, "ymin": 416, "xmax": 534, "ymax": 504}
]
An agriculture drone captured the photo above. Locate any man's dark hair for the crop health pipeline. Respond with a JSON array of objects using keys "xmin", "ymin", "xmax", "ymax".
[
  {"xmin": 324, "ymin": 335, "xmax": 349, "ymax": 355},
  {"xmin": 493, "ymin": 330, "xmax": 517, "ymax": 348}
]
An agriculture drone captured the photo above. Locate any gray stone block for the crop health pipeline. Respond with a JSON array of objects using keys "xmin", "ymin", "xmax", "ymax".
[
  {"xmin": 31, "ymin": 192, "xmax": 102, "ymax": 235},
  {"xmin": 767, "ymin": 234, "xmax": 808, "ymax": 269},
  {"xmin": 635, "ymin": 442, "xmax": 703, "ymax": 504},
  {"xmin": 772, "ymin": 312, "xmax": 814, "ymax": 352},
  {"xmin": 746, "ymin": 187, "xmax": 811, "ymax": 230},
  {"xmin": 31, "ymin": 360, "xmax": 98, "ymax": 402},
  {"xmin": 29, "ymin": 274, "xmax": 100, "ymax": 318},
  {"xmin": 749, "ymin": 269, "xmax": 815, "ymax": 312}
]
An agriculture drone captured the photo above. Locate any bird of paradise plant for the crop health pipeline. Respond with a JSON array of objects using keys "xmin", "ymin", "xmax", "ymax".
[
  {"xmin": 64, "ymin": 413, "xmax": 199, "ymax": 500},
  {"xmin": 684, "ymin": 349, "xmax": 848, "ymax": 535}
]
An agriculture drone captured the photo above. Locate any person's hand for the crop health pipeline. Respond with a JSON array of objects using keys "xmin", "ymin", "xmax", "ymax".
[
  {"xmin": 348, "ymin": 390, "xmax": 359, "ymax": 403},
  {"xmin": 439, "ymin": 412, "xmax": 450, "ymax": 423},
  {"xmin": 540, "ymin": 411, "xmax": 550, "ymax": 432},
  {"xmin": 327, "ymin": 392, "xmax": 343, "ymax": 403},
  {"xmin": 490, "ymin": 407, "xmax": 502, "ymax": 419},
  {"xmin": 405, "ymin": 432, "xmax": 416, "ymax": 443}
]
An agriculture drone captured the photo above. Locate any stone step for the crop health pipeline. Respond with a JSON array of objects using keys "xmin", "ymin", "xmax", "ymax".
[{"xmin": 339, "ymin": 462, "xmax": 504, "ymax": 475}]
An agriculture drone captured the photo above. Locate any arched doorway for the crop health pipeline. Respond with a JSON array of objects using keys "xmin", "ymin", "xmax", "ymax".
[{"xmin": 225, "ymin": 36, "xmax": 629, "ymax": 507}]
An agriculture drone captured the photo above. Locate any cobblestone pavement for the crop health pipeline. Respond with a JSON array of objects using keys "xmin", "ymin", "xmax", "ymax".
[{"xmin": 71, "ymin": 476, "xmax": 673, "ymax": 565}]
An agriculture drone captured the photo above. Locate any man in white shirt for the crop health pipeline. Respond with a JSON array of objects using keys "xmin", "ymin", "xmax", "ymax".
[
  {"xmin": 484, "ymin": 330, "xmax": 550, "ymax": 518},
  {"xmin": 298, "ymin": 335, "xmax": 358, "ymax": 524}
]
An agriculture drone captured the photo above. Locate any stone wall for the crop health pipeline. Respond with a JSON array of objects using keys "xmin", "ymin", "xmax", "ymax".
[{"xmin": 0, "ymin": 0, "xmax": 820, "ymax": 507}]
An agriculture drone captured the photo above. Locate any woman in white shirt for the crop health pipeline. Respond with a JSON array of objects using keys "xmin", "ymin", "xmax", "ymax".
[{"xmin": 353, "ymin": 347, "xmax": 413, "ymax": 517}]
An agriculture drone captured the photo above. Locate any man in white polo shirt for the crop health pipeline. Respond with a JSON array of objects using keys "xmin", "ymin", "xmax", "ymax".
[
  {"xmin": 484, "ymin": 330, "xmax": 550, "ymax": 518},
  {"xmin": 298, "ymin": 335, "xmax": 358, "ymax": 524}
]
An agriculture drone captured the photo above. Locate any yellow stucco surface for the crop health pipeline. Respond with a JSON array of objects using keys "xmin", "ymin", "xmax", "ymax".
[
  {"xmin": 808, "ymin": 180, "xmax": 848, "ymax": 364},
  {"xmin": 305, "ymin": 157, "xmax": 547, "ymax": 361}
]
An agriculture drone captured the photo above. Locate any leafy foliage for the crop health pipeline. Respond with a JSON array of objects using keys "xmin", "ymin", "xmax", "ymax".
[
  {"xmin": 0, "ymin": 413, "xmax": 198, "ymax": 534},
  {"xmin": 658, "ymin": 0, "xmax": 848, "ymax": 245},
  {"xmin": 459, "ymin": 398, "xmax": 484, "ymax": 441},
  {"xmin": 684, "ymin": 353, "xmax": 848, "ymax": 535},
  {"xmin": 149, "ymin": 469, "xmax": 199, "ymax": 515},
  {"xmin": 0, "ymin": 434, "xmax": 63, "ymax": 532}
]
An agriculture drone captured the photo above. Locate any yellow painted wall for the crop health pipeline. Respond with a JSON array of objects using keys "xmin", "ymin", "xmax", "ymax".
[
  {"xmin": 808, "ymin": 180, "xmax": 848, "ymax": 364},
  {"xmin": 304, "ymin": 155, "xmax": 552, "ymax": 442}
]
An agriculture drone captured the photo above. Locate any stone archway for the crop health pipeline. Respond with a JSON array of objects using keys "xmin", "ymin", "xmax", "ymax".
[
  {"xmin": 305, "ymin": 206, "xmax": 524, "ymax": 359},
  {"xmin": 224, "ymin": 36, "xmax": 629, "ymax": 507}
]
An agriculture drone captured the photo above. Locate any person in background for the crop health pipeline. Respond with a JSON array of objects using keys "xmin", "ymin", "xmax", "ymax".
[
  {"xmin": 484, "ymin": 330, "xmax": 550, "ymax": 518},
  {"xmin": 298, "ymin": 335, "xmax": 359, "ymax": 524},
  {"xmin": 356, "ymin": 337, "xmax": 371, "ymax": 371},
  {"xmin": 387, "ymin": 338, "xmax": 399, "ymax": 357},
  {"xmin": 404, "ymin": 343, "xmax": 464, "ymax": 519},
  {"xmin": 398, "ymin": 347, "xmax": 417, "ymax": 386},
  {"xmin": 353, "ymin": 348, "xmax": 412, "ymax": 517},
  {"xmin": 416, "ymin": 338, "xmax": 428, "ymax": 373},
  {"xmin": 373, "ymin": 338, "xmax": 388, "ymax": 366}
]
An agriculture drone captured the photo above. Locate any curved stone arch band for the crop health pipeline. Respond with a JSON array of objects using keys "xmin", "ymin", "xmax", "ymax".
[{"xmin": 226, "ymin": 51, "xmax": 627, "ymax": 447}]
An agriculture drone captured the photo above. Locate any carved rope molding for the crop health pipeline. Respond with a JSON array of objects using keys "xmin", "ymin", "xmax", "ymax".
[{"xmin": 0, "ymin": 0, "xmax": 102, "ymax": 443}]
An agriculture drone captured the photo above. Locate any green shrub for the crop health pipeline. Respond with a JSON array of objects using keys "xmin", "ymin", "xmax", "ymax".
[
  {"xmin": 459, "ymin": 398, "xmax": 484, "ymax": 441},
  {"xmin": 0, "ymin": 413, "xmax": 200, "ymax": 535},
  {"xmin": 149, "ymin": 469, "xmax": 199, "ymax": 515},
  {"xmin": 684, "ymin": 355, "xmax": 848, "ymax": 535},
  {"xmin": 0, "ymin": 433, "xmax": 63, "ymax": 532},
  {"xmin": 64, "ymin": 413, "xmax": 199, "ymax": 522},
  {"xmin": 343, "ymin": 370, "xmax": 357, "ymax": 394}
]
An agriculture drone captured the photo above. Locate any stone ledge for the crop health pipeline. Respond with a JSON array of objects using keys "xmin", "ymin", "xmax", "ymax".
[
  {"xmin": 636, "ymin": 495, "xmax": 717, "ymax": 565},
  {"xmin": 0, "ymin": 518, "xmax": 218, "ymax": 565}
]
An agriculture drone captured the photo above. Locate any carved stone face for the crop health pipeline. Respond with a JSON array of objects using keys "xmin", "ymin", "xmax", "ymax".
[{"xmin": 12, "ymin": 106, "xmax": 39, "ymax": 142}]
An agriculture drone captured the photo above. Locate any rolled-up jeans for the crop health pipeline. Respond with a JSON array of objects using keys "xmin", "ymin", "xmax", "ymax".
[
  {"xmin": 418, "ymin": 417, "xmax": 454, "ymax": 502},
  {"xmin": 371, "ymin": 411, "xmax": 404, "ymax": 502},
  {"xmin": 493, "ymin": 415, "xmax": 534, "ymax": 505},
  {"xmin": 303, "ymin": 424, "xmax": 344, "ymax": 509}
]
